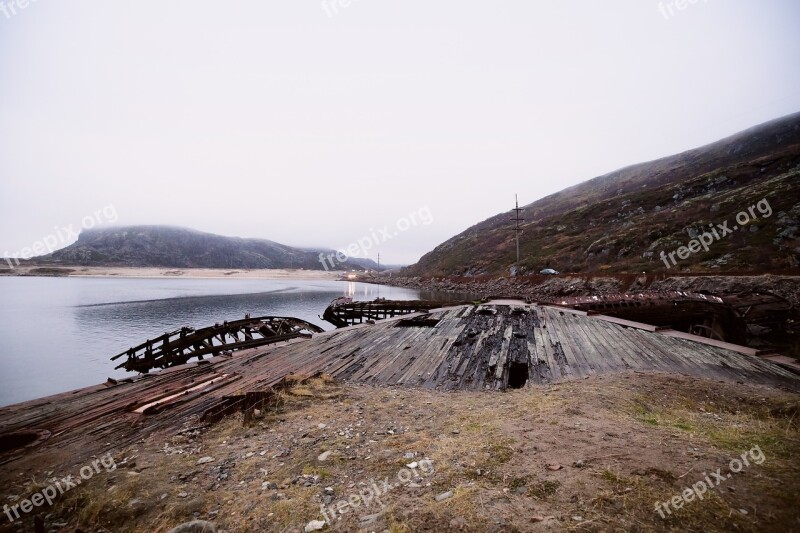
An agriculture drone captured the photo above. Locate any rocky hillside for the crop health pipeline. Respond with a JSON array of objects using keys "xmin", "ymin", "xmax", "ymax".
[
  {"xmin": 407, "ymin": 112, "xmax": 800, "ymax": 276},
  {"xmin": 40, "ymin": 226, "xmax": 382, "ymax": 271}
]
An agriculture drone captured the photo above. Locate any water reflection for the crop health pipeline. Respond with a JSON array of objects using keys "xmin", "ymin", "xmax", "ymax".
[{"xmin": 0, "ymin": 277, "xmax": 454, "ymax": 406}]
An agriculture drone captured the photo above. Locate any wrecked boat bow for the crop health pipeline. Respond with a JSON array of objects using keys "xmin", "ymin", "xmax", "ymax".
[{"xmin": 110, "ymin": 315, "xmax": 324, "ymax": 373}]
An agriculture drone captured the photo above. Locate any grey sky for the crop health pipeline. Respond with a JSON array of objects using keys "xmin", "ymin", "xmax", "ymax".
[{"xmin": 1, "ymin": 1, "xmax": 798, "ymax": 265}]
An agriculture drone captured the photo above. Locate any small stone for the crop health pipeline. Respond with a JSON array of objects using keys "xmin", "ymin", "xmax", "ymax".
[
  {"xmin": 739, "ymin": 509, "xmax": 748, "ymax": 515},
  {"xmin": 406, "ymin": 462, "xmax": 418, "ymax": 469},
  {"xmin": 531, "ymin": 515, "xmax": 545, "ymax": 522},
  {"xmin": 167, "ymin": 520, "xmax": 217, "ymax": 533},
  {"xmin": 572, "ymin": 516, "xmax": 583, "ymax": 521},
  {"xmin": 450, "ymin": 517, "xmax": 466, "ymax": 529},
  {"xmin": 435, "ymin": 491, "xmax": 453, "ymax": 502},
  {"xmin": 304, "ymin": 519, "xmax": 326, "ymax": 532},
  {"xmin": 452, "ymin": 429, "xmax": 460, "ymax": 435},
  {"xmin": 573, "ymin": 460, "xmax": 585, "ymax": 468},
  {"xmin": 197, "ymin": 457, "xmax": 215, "ymax": 465},
  {"xmin": 317, "ymin": 423, "xmax": 327, "ymax": 429},
  {"xmin": 360, "ymin": 512, "xmax": 382, "ymax": 524},
  {"xmin": 317, "ymin": 451, "xmax": 332, "ymax": 462},
  {"xmin": 547, "ymin": 464, "xmax": 563, "ymax": 471},
  {"xmin": 177, "ymin": 492, "xmax": 188, "ymax": 498}
]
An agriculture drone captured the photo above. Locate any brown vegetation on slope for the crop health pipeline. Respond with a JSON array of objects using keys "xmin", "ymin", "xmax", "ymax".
[{"xmin": 407, "ymin": 113, "xmax": 800, "ymax": 276}]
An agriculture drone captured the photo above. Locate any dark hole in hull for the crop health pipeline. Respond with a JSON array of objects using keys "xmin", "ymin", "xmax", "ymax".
[
  {"xmin": 0, "ymin": 431, "xmax": 41, "ymax": 454},
  {"xmin": 508, "ymin": 362, "xmax": 529, "ymax": 389}
]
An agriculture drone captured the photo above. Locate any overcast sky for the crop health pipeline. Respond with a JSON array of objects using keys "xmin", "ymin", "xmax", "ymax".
[{"xmin": 1, "ymin": 1, "xmax": 799, "ymax": 264}]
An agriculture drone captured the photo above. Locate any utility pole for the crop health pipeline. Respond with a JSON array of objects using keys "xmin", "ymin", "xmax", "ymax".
[
  {"xmin": 511, "ymin": 194, "xmax": 524, "ymax": 264},
  {"xmin": 376, "ymin": 252, "xmax": 381, "ymax": 299}
]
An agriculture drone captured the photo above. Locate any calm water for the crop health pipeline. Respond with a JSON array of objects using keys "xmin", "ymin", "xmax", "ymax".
[{"xmin": 0, "ymin": 277, "xmax": 458, "ymax": 406}]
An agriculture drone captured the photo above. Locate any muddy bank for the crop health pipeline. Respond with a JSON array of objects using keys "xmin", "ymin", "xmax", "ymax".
[{"xmin": 383, "ymin": 274, "xmax": 800, "ymax": 308}]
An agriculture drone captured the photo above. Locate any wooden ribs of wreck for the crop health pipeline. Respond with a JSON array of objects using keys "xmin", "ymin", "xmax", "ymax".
[
  {"xmin": 322, "ymin": 299, "xmax": 469, "ymax": 328},
  {"xmin": 543, "ymin": 291, "xmax": 797, "ymax": 345},
  {"xmin": 110, "ymin": 315, "xmax": 325, "ymax": 373}
]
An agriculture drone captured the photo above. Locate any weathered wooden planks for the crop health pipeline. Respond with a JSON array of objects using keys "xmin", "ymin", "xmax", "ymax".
[{"xmin": 1, "ymin": 303, "xmax": 798, "ymax": 468}]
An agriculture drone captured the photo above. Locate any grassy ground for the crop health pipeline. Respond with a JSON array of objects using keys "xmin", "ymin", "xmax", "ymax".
[{"xmin": 1, "ymin": 372, "xmax": 798, "ymax": 532}]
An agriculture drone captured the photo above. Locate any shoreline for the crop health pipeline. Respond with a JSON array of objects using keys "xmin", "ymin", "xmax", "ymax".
[
  {"xmin": 0, "ymin": 265, "xmax": 345, "ymax": 281},
  {"xmin": 377, "ymin": 273, "xmax": 800, "ymax": 306}
]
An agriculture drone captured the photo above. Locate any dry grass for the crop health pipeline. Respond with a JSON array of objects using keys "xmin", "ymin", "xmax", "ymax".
[{"xmin": 1, "ymin": 372, "xmax": 798, "ymax": 532}]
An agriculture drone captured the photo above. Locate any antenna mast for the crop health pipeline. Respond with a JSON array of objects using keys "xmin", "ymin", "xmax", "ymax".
[{"xmin": 511, "ymin": 194, "xmax": 524, "ymax": 264}]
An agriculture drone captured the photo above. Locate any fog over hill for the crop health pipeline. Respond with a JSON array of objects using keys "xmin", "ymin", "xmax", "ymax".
[{"xmin": 38, "ymin": 225, "xmax": 383, "ymax": 271}]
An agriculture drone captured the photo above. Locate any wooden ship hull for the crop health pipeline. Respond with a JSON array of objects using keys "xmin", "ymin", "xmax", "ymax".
[{"xmin": 1, "ymin": 301, "xmax": 797, "ymax": 467}]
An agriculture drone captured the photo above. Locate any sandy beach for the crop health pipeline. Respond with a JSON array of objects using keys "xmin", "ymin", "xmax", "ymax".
[{"xmin": 0, "ymin": 265, "xmax": 344, "ymax": 280}]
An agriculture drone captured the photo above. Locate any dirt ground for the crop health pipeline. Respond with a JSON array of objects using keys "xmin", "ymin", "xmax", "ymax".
[{"xmin": 1, "ymin": 372, "xmax": 798, "ymax": 533}]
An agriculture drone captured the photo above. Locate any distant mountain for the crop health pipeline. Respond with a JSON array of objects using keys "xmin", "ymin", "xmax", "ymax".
[
  {"xmin": 39, "ymin": 226, "xmax": 383, "ymax": 271},
  {"xmin": 406, "ymin": 112, "xmax": 800, "ymax": 276}
]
